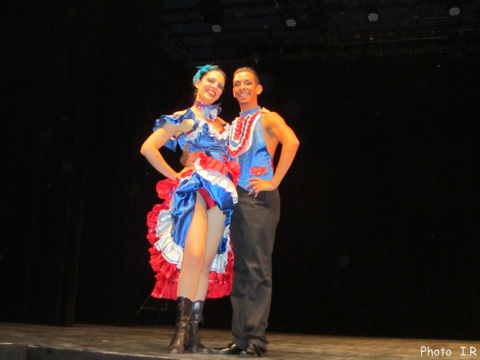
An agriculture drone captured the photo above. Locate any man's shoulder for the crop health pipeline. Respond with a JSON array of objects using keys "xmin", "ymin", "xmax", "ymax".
[{"xmin": 260, "ymin": 109, "xmax": 284, "ymax": 124}]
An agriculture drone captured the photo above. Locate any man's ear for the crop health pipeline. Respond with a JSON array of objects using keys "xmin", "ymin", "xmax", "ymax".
[{"xmin": 256, "ymin": 84, "xmax": 263, "ymax": 95}]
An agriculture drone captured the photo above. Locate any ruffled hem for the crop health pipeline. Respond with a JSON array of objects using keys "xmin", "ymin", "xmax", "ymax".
[
  {"xmin": 152, "ymin": 109, "xmax": 200, "ymax": 152},
  {"xmin": 146, "ymin": 170, "xmax": 235, "ymax": 300},
  {"xmin": 153, "ymin": 109, "xmax": 194, "ymax": 131},
  {"xmin": 149, "ymin": 236, "xmax": 234, "ymax": 299}
]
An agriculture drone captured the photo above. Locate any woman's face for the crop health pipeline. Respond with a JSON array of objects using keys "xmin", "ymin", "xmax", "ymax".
[{"xmin": 195, "ymin": 70, "xmax": 225, "ymax": 105}]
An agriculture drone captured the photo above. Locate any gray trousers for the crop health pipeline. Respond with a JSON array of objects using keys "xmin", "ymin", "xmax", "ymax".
[{"xmin": 230, "ymin": 187, "xmax": 281, "ymax": 349}]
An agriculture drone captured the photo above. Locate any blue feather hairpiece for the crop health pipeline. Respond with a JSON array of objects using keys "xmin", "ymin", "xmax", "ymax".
[{"xmin": 193, "ymin": 64, "xmax": 219, "ymax": 84}]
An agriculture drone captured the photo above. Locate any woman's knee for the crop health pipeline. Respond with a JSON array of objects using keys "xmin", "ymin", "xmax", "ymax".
[
  {"xmin": 200, "ymin": 259, "xmax": 213, "ymax": 275},
  {"xmin": 183, "ymin": 250, "xmax": 205, "ymax": 270}
]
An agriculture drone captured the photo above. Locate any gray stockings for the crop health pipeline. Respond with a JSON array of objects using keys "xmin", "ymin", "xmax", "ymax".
[{"xmin": 230, "ymin": 187, "xmax": 280, "ymax": 349}]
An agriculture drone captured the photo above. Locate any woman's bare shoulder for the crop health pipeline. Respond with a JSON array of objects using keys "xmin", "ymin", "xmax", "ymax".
[{"xmin": 173, "ymin": 109, "xmax": 188, "ymax": 116}]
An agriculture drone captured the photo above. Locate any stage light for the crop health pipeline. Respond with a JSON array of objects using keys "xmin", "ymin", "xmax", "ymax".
[
  {"xmin": 448, "ymin": 1, "xmax": 461, "ymax": 16},
  {"xmin": 211, "ymin": 23, "xmax": 222, "ymax": 33},
  {"xmin": 365, "ymin": 1, "xmax": 380, "ymax": 22},
  {"xmin": 285, "ymin": 17, "xmax": 297, "ymax": 28},
  {"xmin": 448, "ymin": 6, "xmax": 461, "ymax": 16},
  {"xmin": 367, "ymin": 12, "xmax": 379, "ymax": 22},
  {"xmin": 284, "ymin": 1, "xmax": 297, "ymax": 29},
  {"xmin": 196, "ymin": 0, "xmax": 224, "ymax": 33}
]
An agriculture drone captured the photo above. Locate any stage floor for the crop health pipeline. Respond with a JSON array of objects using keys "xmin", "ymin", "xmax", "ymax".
[{"xmin": 0, "ymin": 322, "xmax": 478, "ymax": 360}]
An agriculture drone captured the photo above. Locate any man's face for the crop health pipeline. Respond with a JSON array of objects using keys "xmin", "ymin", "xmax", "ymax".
[{"xmin": 232, "ymin": 71, "xmax": 262, "ymax": 105}]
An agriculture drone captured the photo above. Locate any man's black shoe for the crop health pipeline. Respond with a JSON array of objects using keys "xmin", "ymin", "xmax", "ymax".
[
  {"xmin": 239, "ymin": 344, "xmax": 267, "ymax": 358},
  {"xmin": 209, "ymin": 343, "xmax": 243, "ymax": 355}
]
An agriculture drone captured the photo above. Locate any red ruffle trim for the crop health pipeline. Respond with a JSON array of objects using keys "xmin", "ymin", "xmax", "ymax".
[
  {"xmin": 146, "ymin": 175, "xmax": 234, "ymax": 300},
  {"xmin": 228, "ymin": 112, "xmax": 259, "ymax": 157},
  {"xmin": 149, "ymin": 242, "xmax": 234, "ymax": 299},
  {"xmin": 198, "ymin": 153, "xmax": 240, "ymax": 185},
  {"xmin": 146, "ymin": 178, "xmax": 178, "ymax": 246}
]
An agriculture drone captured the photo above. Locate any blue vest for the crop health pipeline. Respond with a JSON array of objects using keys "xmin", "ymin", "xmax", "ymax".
[{"xmin": 228, "ymin": 107, "xmax": 274, "ymax": 191}]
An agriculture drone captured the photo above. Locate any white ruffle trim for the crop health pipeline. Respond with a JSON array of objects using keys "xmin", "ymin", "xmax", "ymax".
[
  {"xmin": 154, "ymin": 203, "xmax": 232, "ymax": 272},
  {"xmin": 154, "ymin": 200, "xmax": 184, "ymax": 268},
  {"xmin": 228, "ymin": 112, "xmax": 261, "ymax": 158},
  {"xmin": 193, "ymin": 159, "xmax": 238, "ymax": 204},
  {"xmin": 210, "ymin": 225, "xmax": 231, "ymax": 273},
  {"xmin": 184, "ymin": 119, "xmax": 231, "ymax": 143}
]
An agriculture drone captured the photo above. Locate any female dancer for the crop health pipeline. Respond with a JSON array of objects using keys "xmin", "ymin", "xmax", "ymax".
[{"xmin": 140, "ymin": 65, "xmax": 238, "ymax": 354}]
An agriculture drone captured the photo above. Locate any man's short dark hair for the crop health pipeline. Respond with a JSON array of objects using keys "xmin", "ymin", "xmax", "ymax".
[{"xmin": 234, "ymin": 67, "xmax": 261, "ymax": 85}]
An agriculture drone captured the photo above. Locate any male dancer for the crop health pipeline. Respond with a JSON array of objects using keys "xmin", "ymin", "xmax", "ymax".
[{"xmin": 214, "ymin": 67, "xmax": 299, "ymax": 357}]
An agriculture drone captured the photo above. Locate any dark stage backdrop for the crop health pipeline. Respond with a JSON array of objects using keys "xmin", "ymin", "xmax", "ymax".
[{"xmin": 1, "ymin": 2, "xmax": 479, "ymax": 340}]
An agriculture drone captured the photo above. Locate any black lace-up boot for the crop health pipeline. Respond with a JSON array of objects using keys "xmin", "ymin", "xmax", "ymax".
[
  {"xmin": 167, "ymin": 297, "xmax": 193, "ymax": 354},
  {"xmin": 185, "ymin": 300, "xmax": 209, "ymax": 353}
]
